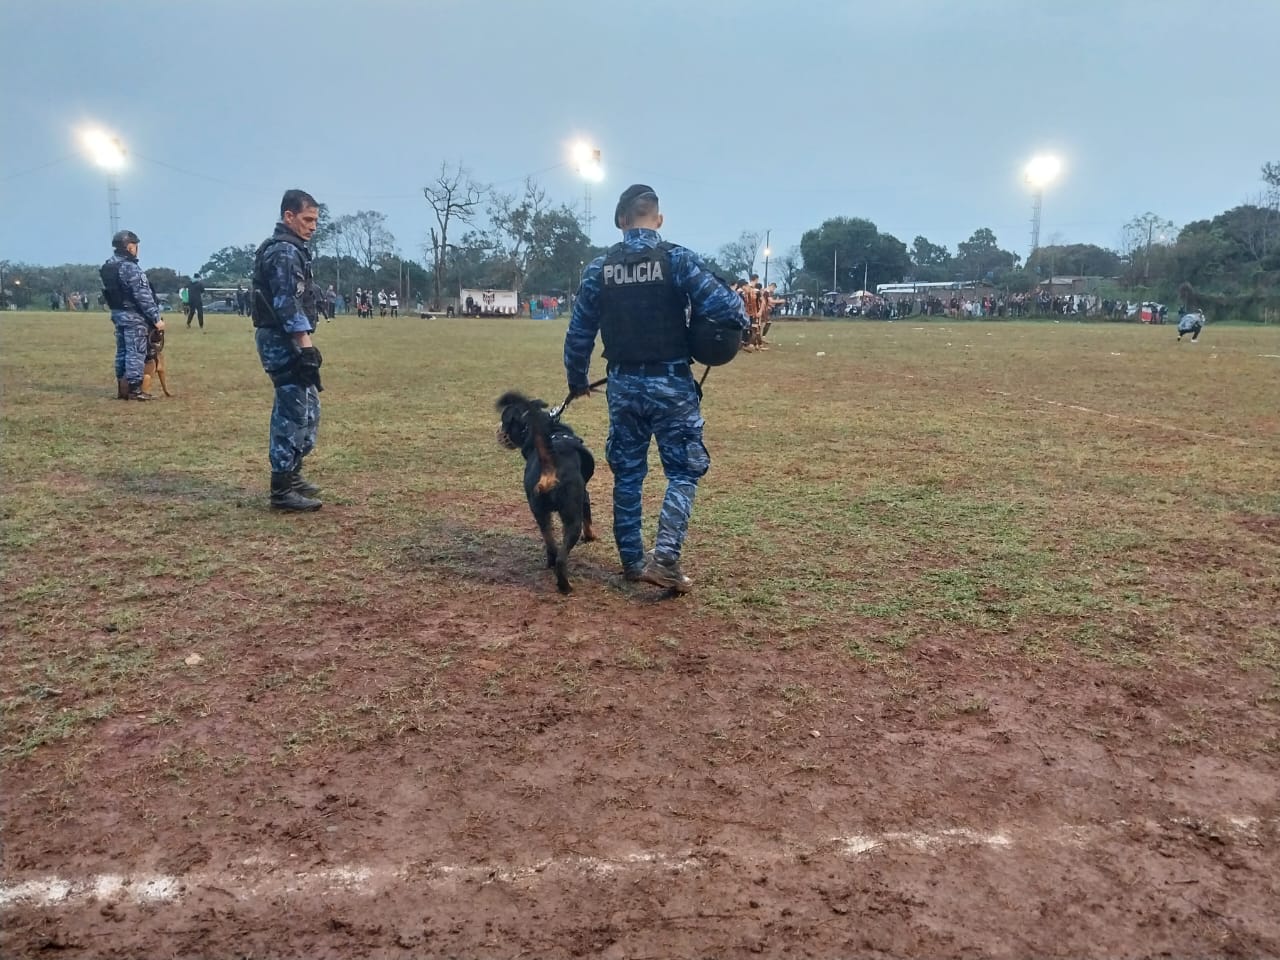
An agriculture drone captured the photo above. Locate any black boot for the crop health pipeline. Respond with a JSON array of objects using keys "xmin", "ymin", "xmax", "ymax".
[
  {"xmin": 116, "ymin": 377, "xmax": 130, "ymax": 400},
  {"xmin": 292, "ymin": 473, "xmax": 321, "ymax": 497},
  {"xmin": 127, "ymin": 381, "xmax": 153, "ymax": 401},
  {"xmin": 271, "ymin": 472, "xmax": 322, "ymax": 511}
]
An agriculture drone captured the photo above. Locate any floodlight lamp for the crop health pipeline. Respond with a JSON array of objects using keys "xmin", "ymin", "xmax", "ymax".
[
  {"xmin": 763, "ymin": 247, "xmax": 772, "ymax": 258},
  {"xmin": 81, "ymin": 128, "xmax": 127, "ymax": 171},
  {"xmin": 1025, "ymin": 155, "xmax": 1061, "ymax": 189}
]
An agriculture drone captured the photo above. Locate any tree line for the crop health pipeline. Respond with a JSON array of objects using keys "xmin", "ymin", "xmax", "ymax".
[{"xmin": 3, "ymin": 161, "xmax": 1275, "ymax": 319}]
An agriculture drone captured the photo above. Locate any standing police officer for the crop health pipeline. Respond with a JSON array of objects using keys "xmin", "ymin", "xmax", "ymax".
[
  {"xmin": 100, "ymin": 229, "xmax": 165, "ymax": 400},
  {"xmin": 252, "ymin": 189, "xmax": 325, "ymax": 512},
  {"xmin": 564, "ymin": 184, "xmax": 748, "ymax": 592}
]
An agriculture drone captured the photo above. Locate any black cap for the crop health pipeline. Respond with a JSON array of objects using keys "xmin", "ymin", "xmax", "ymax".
[{"xmin": 614, "ymin": 184, "xmax": 658, "ymax": 228}]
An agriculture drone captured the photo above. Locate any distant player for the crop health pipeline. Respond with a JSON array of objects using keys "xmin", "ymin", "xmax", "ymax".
[{"xmin": 1177, "ymin": 309, "xmax": 1205, "ymax": 343}]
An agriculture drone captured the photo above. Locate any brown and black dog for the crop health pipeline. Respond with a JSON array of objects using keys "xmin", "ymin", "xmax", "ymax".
[
  {"xmin": 496, "ymin": 390, "xmax": 597, "ymax": 593},
  {"xmin": 142, "ymin": 328, "xmax": 172, "ymax": 397}
]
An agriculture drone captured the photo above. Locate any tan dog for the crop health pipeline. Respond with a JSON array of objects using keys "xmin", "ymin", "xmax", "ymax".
[{"xmin": 142, "ymin": 328, "xmax": 172, "ymax": 397}]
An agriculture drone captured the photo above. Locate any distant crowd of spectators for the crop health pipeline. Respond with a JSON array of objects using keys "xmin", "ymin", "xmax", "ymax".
[{"xmin": 777, "ymin": 291, "xmax": 1163, "ymax": 321}]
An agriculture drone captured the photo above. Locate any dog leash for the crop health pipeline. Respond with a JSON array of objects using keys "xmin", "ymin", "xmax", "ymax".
[{"xmin": 550, "ymin": 377, "xmax": 608, "ymax": 421}]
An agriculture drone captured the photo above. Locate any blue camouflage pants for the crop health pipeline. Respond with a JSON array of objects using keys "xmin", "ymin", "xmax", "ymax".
[
  {"xmin": 112, "ymin": 312, "xmax": 150, "ymax": 384},
  {"xmin": 255, "ymin": 327, "xmax": 320, "ymax": 473},
  {"xmin": 606, "ymin": 369, "xmax": 710, "ymax": 569}
]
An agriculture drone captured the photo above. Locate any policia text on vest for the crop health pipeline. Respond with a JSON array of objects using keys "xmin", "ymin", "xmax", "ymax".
[{"xmin": 602, "ymin": 259, "xmax": 665, "ymax": 285}]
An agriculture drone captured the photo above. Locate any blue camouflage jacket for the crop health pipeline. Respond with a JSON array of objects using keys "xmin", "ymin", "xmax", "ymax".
[
  {"xmin": 107, "ymin": 254, "xmax": 161, "ymax": 326},
  {"xmin": 564, "ymin": 228, "xmax": 748, "ymax": 392},
  {"xmin": 257, "ymin": 224, "xmax": 316, "ymax": 334}
]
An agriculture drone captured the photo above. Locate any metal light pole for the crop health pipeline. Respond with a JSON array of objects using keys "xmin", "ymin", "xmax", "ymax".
[
  {"xmin": 1029, "ymin": 188, "xmax": 1044, "ymax": 254},
  {"xmin": 1024, "ymin": 155, "xmax": 1061, "ymax": 258},
  {"xmin": 572, "ymin": 141, "xmax": 604, "ymax": 241},
  {"xmin": 762, "ymin": 230, "xmax": 771, "ymax": 286},
  {"xmin": 81, "ymin": 128, "xmax": 127, "ymax": 240}
]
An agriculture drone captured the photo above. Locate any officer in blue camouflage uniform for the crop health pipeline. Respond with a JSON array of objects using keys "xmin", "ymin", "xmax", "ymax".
[
  {"xmin": 565, "ymin": 184, "xmax": 748, "ymax": 592},
  {"xmin": 100, "ymin": 230, "xmax": 165, "ymax": 400},
  {"xmin": 252, "ymin": 189, "xmax": 325, "ymax": 512}
]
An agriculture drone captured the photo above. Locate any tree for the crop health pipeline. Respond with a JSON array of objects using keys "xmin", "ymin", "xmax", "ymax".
[
  {"xmin": 717, "ymin": 230, "xmax": 764, "ymax": 279},
  {"xmin": 522, "ymin": 207, "xmax": 596, "ymax": 293},
  {"xmin": 1025, "ymin": 243, "xmax": 1121, "ymax": 279},
  {"xmin": 1121, "ymin": 212, "xmax": 1177, "ymax": 281},
  {"xmin": 911, "ymin": 235, "xmax": 951, "ymax": 267},
  {"xmin": 778, "ymin": 246, "xmax": 803, "ymax": 292},
  {"xmin": 423, "ymin": 162, "xmax": 487, "ymax": 307},
  {"xmin": 486, "ymin": 177, "xmax": 552, "ymax": 290},
  {"xmin": 799, "ymin": 217, "xmax": 910, "ymax": 293},
  {"xmin": 1262, "ymin": 160, "xmax": 1280, "ymax": 199},
  {"xmin": 332, "ymin": 210, "xmax": 396, "ymax": 270},
  {"xmin": 954, "ymin": 228, "xmax": 1019, "ymax": 280},
  {"xmin": 145, "ymin": 267, "xmax": 182, "ymax": 293},
  {"xmin": 909, "ymin": 235, "xmax": 954, "ymax": 281},
  {"xmin": 198, "ymin": 244, "xmax": 256, "ymax": 283},
  {"xmin": 998, "ymin": 268, "xmax": 1037, "ymax": 294}
]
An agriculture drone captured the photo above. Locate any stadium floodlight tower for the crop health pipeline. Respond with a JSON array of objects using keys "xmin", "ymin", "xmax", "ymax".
[
  {"xmin": 1024, "ymin": 154, "xmax": 1061, "ymax": 257},
  {"xmin": 571, "ymin": 140, "xmax": 604, "ymax": 242},
  {"xmin": 81, "ymin": 127, "xmax": 128, "ymax": 240}
]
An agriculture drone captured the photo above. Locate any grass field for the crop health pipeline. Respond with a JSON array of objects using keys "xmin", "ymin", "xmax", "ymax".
[{"xmin": 2, "ymin": 312, "xmax": 1278, "ymax": 958}]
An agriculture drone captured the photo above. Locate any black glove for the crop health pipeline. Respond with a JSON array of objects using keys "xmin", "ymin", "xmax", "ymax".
[{"xmin": 297, "ymin": 346, "xmax": 324, "ymax": 392}]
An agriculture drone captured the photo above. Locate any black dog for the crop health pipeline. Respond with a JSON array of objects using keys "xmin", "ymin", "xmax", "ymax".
[{"xmin": 496, "ymin": 391, "xmax": 598, "ymax": 593}]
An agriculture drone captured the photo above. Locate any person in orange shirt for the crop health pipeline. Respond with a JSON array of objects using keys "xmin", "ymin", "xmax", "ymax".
[
  {"xmin": 740, "ymin": 274, "xmax": 762, "ymax": 351},
  {"xmin": 760, "ymin": 281, "xmax": 780, "ymax": 346}
]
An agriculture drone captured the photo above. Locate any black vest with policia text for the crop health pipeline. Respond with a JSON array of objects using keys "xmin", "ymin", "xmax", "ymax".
[
  {"xmin": 251, "ymin": 226, "xmax": 320, "ymax": 329},
  {"xmin": 598, "ymin": 241, "xmax": 689, "ymax": 366}
]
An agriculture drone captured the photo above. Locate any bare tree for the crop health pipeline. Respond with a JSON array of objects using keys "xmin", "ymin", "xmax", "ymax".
[
  {"xmin": 333, "ymin": 210, "xmax": 396, "ymax": 270},
  {"xmin": 423, "ymin": 162, "xmax": 487, "ymax": 307},
  {"xmin": 778, "ymin": 246, "xmax": 803, "ymax": 292},
  {"xmin": 488, "ymin": 177, "xmax": 551, "ymax": 290},
  {"xmin": 717, "ymin": 230, "xmax": 764, "ymax": 280},
  {"xmin": 1262, "ymin": 161, "xmax": 1280, "ymax": 202},
  {"xmin": 1122, "ymin": 212, "xmax": 1178, "ymax": 281}
]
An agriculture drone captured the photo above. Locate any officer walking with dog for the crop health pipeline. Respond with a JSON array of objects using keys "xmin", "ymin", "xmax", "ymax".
[
  {"xmin": 252, "ymin": 189, "xmax": 326, "ymax": 512},
  {"xmin": 100, "ymin": 229, "xmax": 165, "ymax": 401},
  {"xmin": 564, "ymin": 184, "xmax": 748, "ymax": 592}
]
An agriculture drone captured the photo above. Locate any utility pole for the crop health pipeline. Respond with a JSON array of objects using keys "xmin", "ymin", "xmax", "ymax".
[
  {"xmin": 762, "ymin": 229, "xmax": 771, "ymax": 286},
  {"xmin": 833, "ymin": 249, "xmax": 838, "ymax": 292}
]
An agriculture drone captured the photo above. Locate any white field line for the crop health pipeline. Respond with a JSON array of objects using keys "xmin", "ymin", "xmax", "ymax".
[
  {"xmin": 985, "ymin": 390, "xmax": 1254, "ymax": 447},
  {"xmin": 1, "ymin": 816, "xmax": 1271, "ymax": 910}
]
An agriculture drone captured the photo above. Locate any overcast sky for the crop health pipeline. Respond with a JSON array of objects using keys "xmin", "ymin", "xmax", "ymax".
[{"xmin": 2, "ymin": 0, "xmax": 1277, "ymax": 275}]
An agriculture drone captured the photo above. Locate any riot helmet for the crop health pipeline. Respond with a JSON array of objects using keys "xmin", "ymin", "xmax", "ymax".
[
  {"xmin": 111, "ymin": 230, "xmax": 140, "ymax": 252},
  {"xmin": 688, "ymin": 317, "xmax": 741, "ymax": 367}
]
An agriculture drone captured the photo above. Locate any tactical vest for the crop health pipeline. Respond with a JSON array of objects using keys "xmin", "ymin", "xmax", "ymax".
[
  {"xmin": 251, "ymin": 228, "xmax": 320, "ymax": 329},
  {"xmin": 100, "ymin": 255, "xmax": 133, "ymax": 311},
  {"xmin": 598, "ymin": 242, "xmax": 689, "ymax": 366}
]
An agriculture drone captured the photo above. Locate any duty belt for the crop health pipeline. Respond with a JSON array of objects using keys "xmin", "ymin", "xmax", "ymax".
[{"xmin": 607, "ymin": 360, "xmax": 690, "ymax": 377}]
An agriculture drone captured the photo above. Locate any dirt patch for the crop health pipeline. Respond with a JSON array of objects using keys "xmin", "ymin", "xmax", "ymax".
[{"xmin": 4, "ymin": 576, "xmax": 1279, "ymax": 958}]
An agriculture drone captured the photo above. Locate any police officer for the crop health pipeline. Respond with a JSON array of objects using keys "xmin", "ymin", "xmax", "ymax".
[
  {"xmin": 564, "ymin": 184, "xmax": 748, "ymax": 593},
  {"xmin": 251, "ymin": 189, "xmax": 325, "ymax": 512},
  {"xmin": 100, "ymin": 229, "xmax": 165, "ymax": 400}
]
